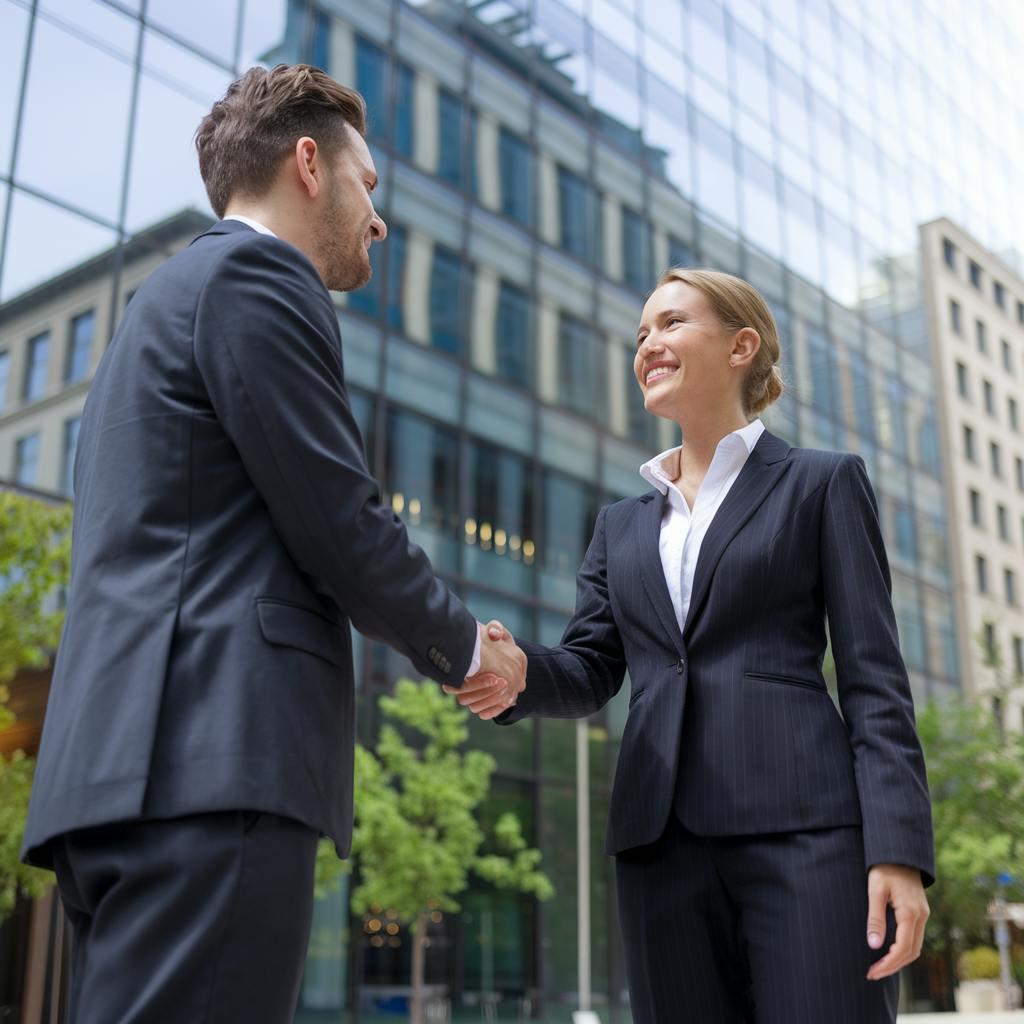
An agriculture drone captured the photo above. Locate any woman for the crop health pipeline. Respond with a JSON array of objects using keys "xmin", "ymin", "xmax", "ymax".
[{"xmin": 447, "ymin": 268, "xmax": 932, "ymax": 1023}]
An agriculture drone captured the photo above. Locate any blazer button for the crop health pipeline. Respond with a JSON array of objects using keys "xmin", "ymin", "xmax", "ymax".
[{"xmin": 676, "ymin": 659, "xmax": 685, "ymax": 674}]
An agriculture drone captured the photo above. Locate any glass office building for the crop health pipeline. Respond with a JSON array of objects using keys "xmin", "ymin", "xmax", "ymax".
[{"xmin": 4, "ymin": 0, "xmax": 1024, "ymax": 1018}]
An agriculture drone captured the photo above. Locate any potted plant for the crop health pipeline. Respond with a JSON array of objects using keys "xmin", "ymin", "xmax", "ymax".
[{"xmin": 956, "ymin": 946, "xmax": 1008, "ymax": 1012}]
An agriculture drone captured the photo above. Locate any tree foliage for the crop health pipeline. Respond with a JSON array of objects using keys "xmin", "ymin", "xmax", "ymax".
[
  {"xmin": 918, "ymin": 697, "xmax": 1024, "ymax": 952},
  {"xmin": 0, "ymin": 492, "xmax": 72, "ymax": 919}
]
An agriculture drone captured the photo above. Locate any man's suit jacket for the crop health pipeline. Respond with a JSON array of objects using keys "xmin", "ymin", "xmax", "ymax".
[
  {"xmin": 23, "ymin": 220, "xmax": 477, "ymax": 868},
  {"xmin": 497, "ymin": 429, "xmax": 935, "ymax": 885}
]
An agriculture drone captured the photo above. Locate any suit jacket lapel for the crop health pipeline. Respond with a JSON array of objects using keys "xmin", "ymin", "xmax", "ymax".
[
  {"xmin": 682, "ymin": 430, "xmax": 793, "ymax": 640},
  {"xmin": 636, "ymin": 490, "xmax": 687, "ymax": 659}
]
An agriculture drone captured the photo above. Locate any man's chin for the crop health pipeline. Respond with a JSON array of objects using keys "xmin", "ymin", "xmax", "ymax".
[{"xmin": 330, "ymin": 258, "xmax": 372, "ymax": 294}]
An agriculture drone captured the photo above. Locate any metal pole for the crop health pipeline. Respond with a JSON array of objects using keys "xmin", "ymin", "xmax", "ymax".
[{"xmin": 576, "ymin": 718, "xmax": 590, "ymax": 1012}]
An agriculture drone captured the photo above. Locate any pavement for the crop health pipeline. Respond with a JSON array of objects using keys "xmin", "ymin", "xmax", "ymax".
[{"xmin": 898, "ymin": 1015, "xmax": 1024, "ymax": 1022}]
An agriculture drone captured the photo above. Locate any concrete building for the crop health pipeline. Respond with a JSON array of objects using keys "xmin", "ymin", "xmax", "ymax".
[{"xmin": 921, "ymin": 218, "xmax": 1024, "ymax": 730}]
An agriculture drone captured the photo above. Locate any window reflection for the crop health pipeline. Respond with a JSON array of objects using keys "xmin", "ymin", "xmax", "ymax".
[
  {"xmin": 499, "ymin": 126, "xmax": 531, "ymax": 226},
  {"xmin": 557, "ymin": 165, "xmax": 600, "ymax": 264},
  {"xmin": 23, "ymin": 330, "xmax": 50, "ymax": 402},
  {"xmin": 541, "ymin": 470, "xmax": 597, "ymax": 609},
  {"xmin": 465, "ymin": 440, "xmax": 534, "ymax": 593},
  {"xmin": 557, "ymin": 312, "xmax": 599, "ymax": 416},
  {"xmin": 65, "ymin": 310, "xmax": 95, "ymax": 384},
  {"xmin": 348, "ymin": 224, "xmax": 407, "ymax": 331},
  {"xmin": 495, "ymin": 280, "xmax": 530, "ymax": 388},
  {"xmin": 385, "ymin": 406, "xmax": 459, "ymax": 572},
  {"xmin": 430, "ymin": 245, "xmax": 466, "ymax": 355}
]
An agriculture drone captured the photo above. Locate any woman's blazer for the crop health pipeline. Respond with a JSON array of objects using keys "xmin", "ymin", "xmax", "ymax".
[{"xmin": 495, "ymin": 428, "xmax": 935, "ymax": 885}]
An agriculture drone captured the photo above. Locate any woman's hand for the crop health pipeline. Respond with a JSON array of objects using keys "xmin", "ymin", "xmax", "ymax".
[{"xmin": 865, "ymin": 864, "xmax": 930, "ymax": 981}]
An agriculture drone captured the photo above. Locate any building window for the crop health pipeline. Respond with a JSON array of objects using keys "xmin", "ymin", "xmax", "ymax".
[
  {"xmin": 949, "ymin": 299, "xmax": 962, "ymax": 335},
  {"xmin": 893, "ymin": 504, "xmax": 917, "ymax": 560},
  {"xmin": 312, "ymin": 10, "xmax": 330, "ymax": 70},
  {"xmin": 430, "ymin": 245, "xmax": 466, "ymax": 355},
  {"xmin": 997, "ymin": 503, "xmax": 1009, "ymax": 541},
  {"xmin": 393, "ymin": 62, "xmax": 414, "ymax": 159},
  {"xmin": 0, "ymin": 350, "xmax": 9, "ymax": 412},
  {"xmin": 1013, "ymin": 634, "xmax": 1024, "ymax": 678},
  {"xmin": 955, "ymin": 360, "xmax": 969, "ymax": 398},
  {"xmin": 942, "ymin": 236, "xmax": 956, "ymax": 270},
  {"xmin": 962, "ymin": 423, "xmax": 975, "ymax": 462},
  {"xmin": 975, "ymin": 319, "xmax": 987, "ymax": 354},
  {"xmin": 558, "ymin": 313, "xmax": 598, "ymax": 416},
  {"xmin": 385, "ymin": 407, "xmax": 459, "ymax": 571},
  {"xmin": 1006, "ymin": 568, "xmax": 1018, "ymax": 607},
  {"xmin": 495, "ymin": 281, "xmax": 530, "ymax": 388},
  {"xmin": 348, "ymin": 225, "xmax": 407, "ymax": 331},
  {"xmin": 65, "ymin": 309, "xmax": 95, "ymax": 384},
  {"xmin": 1003, "ymin": 338, "xmax": 1014, "ymax": 374},
  {"xmin": 557, "ymin": 165, "xmax": 599, "ymax": 264},
  {"xmin": 983, "ymin": 379, "xmax": 995, "ymax": 416},
  {"xmin": 14, "ymin": 433, "xmax": 41, "ymax": 486},
  {"xmin": 499, "ymin": 127, "xmax": 531, "ymax": 226},
  {"xmin": 969, "ymin": 259, "xmax": 982, "ymax": 289},
  {"xmin": 61, "ymin": 416, "xmax": 81, "ymax": 497},
  {"xmin": 1009, "ymin": 396, "xmax": 1019, "ymax": 432},
  {"xmin": 984, "ymin": 621, "xmax": 997, "ymax": 660},
  {"xmin": 992, "ymin": 695, "xmax": 1004, "ymax": 738},
  {"xmin": 969, "ymin": 488, "xmax": 982, "ymax": 527},
  {"xmin": 1017, "ymin": 455, "xmax": 1024, "ymax": 491},
  {"xmin": 994, "ymin": 280, "xmax": 1006, "ymax": 309},
  {"xmin": 668, "ymin": 235, "xmax": 696, "ymax": 268},
  {"xmin": 990, "ymin": 440, "xmax": 1002, "ymax": 478},
  {"xmin": 356, "ymin": 37, "xmax": 414, "ymax": 158},
  {"xmin": 1018, "ymin": 299, "xmax": 1024, "ymax": 325},
  {"xmin": 438, "ymin": 88, "xmax": 467, "ymax": 188},
  {"xmin": 23, "ymin": 331, "xmax": 50, "ymax": 402},
  {"xmin": 621, "ymin": 206, "xmax": 649, "ymax": 291},
  {"xmin": 976, "ymin": 553, "xmax": 988, "ymax": 594}
]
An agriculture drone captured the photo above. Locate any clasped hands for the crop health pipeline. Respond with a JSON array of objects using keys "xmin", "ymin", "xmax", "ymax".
[{"xmin": 443, "ymin": 620, "xmax": 522, "ymax": 720}]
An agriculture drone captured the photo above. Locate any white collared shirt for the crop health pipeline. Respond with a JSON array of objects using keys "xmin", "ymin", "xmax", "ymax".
[
  {"xmin": 224, "ymin": 214, "xmax": 277, "ymax": 237},
  {"xmin": 639, "ymin": 418, "xmax": 765, "ymax": 631}
]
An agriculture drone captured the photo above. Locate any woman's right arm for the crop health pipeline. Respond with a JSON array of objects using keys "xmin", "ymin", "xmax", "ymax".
[{"xmin": 492, "ymin": 505, "xmax": 628, "ymax": 724}]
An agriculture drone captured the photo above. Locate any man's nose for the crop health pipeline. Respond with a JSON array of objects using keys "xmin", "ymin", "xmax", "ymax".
[{"xmin": 371, "ymin": 214, "xmax": 387, "ymax": 242}]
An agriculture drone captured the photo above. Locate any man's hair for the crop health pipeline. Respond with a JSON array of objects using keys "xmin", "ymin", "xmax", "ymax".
[{"xmin": 195, "ymin": 64, "xmax": 367, "ymax": 218}]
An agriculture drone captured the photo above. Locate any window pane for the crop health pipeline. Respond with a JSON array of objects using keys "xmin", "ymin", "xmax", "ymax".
[
  {"xmin": 356, "ymin": 36, "xmax": 388, "ymax": 142},
  {"xmin": 499, "ymin": 127, "xmax": 531, "ymax": 225},
  {"xmin": 540, "ymin": 470, "xmax": 596, "ymax": 608},
  {"xmin": 385, "ymin": 407, "xmax": 459, "ymax": 573},
  {"xmin": 557, "ymin": 313, "xmax": 600, "ymax": 416},
  {"xmin": 14, "ymin": 432, "xmax": 41, "ymax": 486},
  {"xmin": 465, "ymin": 440, "xmax": 534, "ymax": 594},
  {"xmin": 558, "ymin": 166, "xmax": 598, "ymax": 263},
  {"xmin": 17, "ymin": 6, "xmax": 135, "ymax": 222},
  {"xmin": 393, "ymin": 61, "xmax": 414, "ymax": 159},
  {"xmin": 430, "ymin": 245, "xmax": 466, "ymax": 355},
  {"xmin": 349, "ymin": 224, "xmax": 406, "ymax": 330},
  {"xmin": 0, "ymin": 1, "xmax": 29, "ymax": 174},
  {"xmin": 126, "ymin": 34, "xmax": 229, "ymax": 232},
  {"xmin": 495, "ymin": 281, "xmax": 530, "ymax": 388},
  {"xmin": 61, "ymin": 415, "xmax": 81, "ymax": 496},
  {"xmin": 0, "ymin": 351, "xmax": 10, "ymax": 413},
  {"xmin": 1, "ymin": 189, "xmax": 119, "ymax": 302},
  {"xmin": 23, "ymin": 331, "xmax": 50, "ymax": 402},
  {"xmin": 65, "ymin": 309, "xmax": 95, "ymax": 383},
  {"xmin": 438, "ymin": 88, "xmax": 466, "ymax": 188},
  {"xmin": 621, "ymin": 207, "xmax": 649, "ymax": 291},
  {"xmin": 145, "ymin": 0, "xmax": 239, "ymax": 63}
]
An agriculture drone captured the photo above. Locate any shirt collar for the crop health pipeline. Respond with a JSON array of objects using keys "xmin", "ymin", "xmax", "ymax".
[
  {"xmin": 639, "ymin": 418, "xmax": 766, "ymax": 495},
  {"xmin": 224, "ymin": 214, "xmax": 277, "ymax": 237}
]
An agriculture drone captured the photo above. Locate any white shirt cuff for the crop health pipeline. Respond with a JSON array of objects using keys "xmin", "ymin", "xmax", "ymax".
[{"xmin": 466, "ymin": 624, "xmax": 482, "ymax": 678}]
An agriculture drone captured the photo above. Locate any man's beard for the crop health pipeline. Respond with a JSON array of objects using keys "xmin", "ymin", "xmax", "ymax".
[{"xmin": 318, "ymin": 199, "xmax": 372, "ymax": 292}]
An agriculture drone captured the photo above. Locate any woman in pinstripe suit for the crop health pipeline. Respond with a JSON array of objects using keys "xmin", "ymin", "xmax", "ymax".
[{"xmin": 448, "ymin": 268, "xmax": 933, "ymax": 1023}]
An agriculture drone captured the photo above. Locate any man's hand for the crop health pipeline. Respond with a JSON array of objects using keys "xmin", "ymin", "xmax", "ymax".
[
  {"xmin": 865, "ymin": 864, "xmax": 929, "ymax": 981},
  {"xmin": 443, "ymin": 620, "xmax": 525, "ymax": 720}
]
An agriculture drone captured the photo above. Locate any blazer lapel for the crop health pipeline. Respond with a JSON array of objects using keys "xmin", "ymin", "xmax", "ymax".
[
  {"xmin": 682, "ymin": 430, "xmax": 793, "ymax": 640},
  {"xmin": 636, "ymin": 490, "xmax": 687, "ymax": 659}
]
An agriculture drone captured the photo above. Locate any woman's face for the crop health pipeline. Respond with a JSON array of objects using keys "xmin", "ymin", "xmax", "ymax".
[{"xmin": 634, "ymin": 281, "xmax": 733, "ymax": 419}]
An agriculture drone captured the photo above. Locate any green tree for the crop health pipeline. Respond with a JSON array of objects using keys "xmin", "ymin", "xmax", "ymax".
[
  {"xmin": 0, "ymin": 491, "xmax": 72, "ymax": 918},
  {"xmin": 918, "ymin": 695, "xmax": 1024, "ymax": 1000},
  {"xmin": 339, "ymin": 679, "xmax": 553, "ymax": 1024}
]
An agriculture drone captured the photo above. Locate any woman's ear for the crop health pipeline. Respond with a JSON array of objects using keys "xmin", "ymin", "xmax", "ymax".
[{"xmin": 731, "ymin": 327, "xmax": 761, "ymax": 367}]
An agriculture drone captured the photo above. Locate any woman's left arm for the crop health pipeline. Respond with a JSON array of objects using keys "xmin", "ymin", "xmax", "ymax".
[{"xmin": 821, "ymin": 454, "xmax": 933, "ymax": 978}]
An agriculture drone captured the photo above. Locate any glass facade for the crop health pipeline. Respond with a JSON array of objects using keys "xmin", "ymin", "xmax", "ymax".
[{"xmin": 5, "ymin": 0, "xmax": 1024, "ymax": 1016}]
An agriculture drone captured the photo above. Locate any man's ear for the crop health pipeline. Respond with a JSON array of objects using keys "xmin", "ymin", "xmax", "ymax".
[{"xmin": 294, "ymin": 136, "xmax": 321, "ymax": 199}]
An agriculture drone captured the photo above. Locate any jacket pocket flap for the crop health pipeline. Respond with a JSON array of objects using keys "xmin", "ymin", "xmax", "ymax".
[{"xmin": 256, "ymin": 599, "xmax": 346, "ymax": 668}]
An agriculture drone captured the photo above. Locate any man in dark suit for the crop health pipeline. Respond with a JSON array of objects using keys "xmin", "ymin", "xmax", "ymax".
[{"xmin": 22, "ymin": 64, "xmax": 524, "ymax": 1023}]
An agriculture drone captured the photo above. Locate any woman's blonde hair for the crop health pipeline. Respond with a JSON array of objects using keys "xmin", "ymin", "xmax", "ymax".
[{"xmin": 655, "ymin": 267, "xmax": 785, "ymax": 418}]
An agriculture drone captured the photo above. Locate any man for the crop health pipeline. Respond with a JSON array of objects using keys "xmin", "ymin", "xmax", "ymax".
[{"xmin": 22, "ymin": 64, "xmax": 524, "ymax": 1023}]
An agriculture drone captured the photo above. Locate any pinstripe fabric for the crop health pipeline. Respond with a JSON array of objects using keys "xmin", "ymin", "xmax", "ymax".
[
  {"xmin": 614, "ymin": 815, "xmax": 900, "ymax": 1023},
  {"xmin": 496, "ymin": 429, "xmax": 935, "ymax": 885}
]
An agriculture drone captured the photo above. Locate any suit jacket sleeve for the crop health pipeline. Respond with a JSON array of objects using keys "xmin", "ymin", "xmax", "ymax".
[
  {"xmin": 495, "ymin": 505, "xmax": 627, "ymax": 724},
  {"xmin": 193, "ymin": 234, "xmax": 477, "ymax": 687},
  {"xmin": 820, "ymin": 453, "xmax": 935, "ymax": 885}
]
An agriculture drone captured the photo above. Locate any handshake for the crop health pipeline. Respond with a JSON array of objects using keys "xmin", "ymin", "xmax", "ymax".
[{"xmin": 442, "ymin": 620, "xmax": 524, "ymax": 720}]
